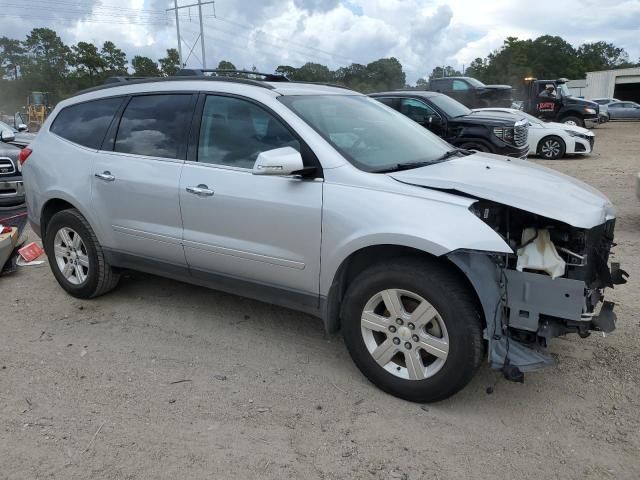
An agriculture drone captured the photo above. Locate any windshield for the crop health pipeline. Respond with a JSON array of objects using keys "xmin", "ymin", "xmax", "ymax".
[
  {"xmin": 279, "ymin": 95, "xmax": 452, "ymax": 172},
  {"xmin": 466, "ymin": 77, "xmax": 485, "ymax": 88},
  {"xmin": 557, "ymin": 83, "xmax": 571, "ymax": 97},
  {"xmin": 0, "ymin": 121, "xmax": 17, "ymax": 133},
  {"xmin": 428, "ymin": 94, "xmax": 471, "ymax": 118}
]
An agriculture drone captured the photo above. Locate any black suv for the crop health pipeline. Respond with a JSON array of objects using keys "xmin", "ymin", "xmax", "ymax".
[{"xmin": 371, "ymin": 91, "xmax": 529, "ymax": 158}]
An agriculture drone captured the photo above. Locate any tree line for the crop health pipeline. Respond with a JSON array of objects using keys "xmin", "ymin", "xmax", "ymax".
[
  {"xmin": 1, "ymin": 28, "xmax": 638, "ymax": 113},
  {"xmin": 430, "ymin": 35, "xmax": 638, "ymax": 87},
  {"xmin": 0, "ymin": 28, "xmax": 406, "ymax": 112}
]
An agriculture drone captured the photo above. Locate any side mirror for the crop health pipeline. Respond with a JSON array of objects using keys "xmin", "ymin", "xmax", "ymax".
[
  {"xmin": 1, "ymin": 129, "xmax": 16, "ymax": 143},
  {"xmin": 253, "ymin": 147, "xmax": 304, "ymax": 176},
  {"xmin": 428, "ymin": 116, "xmax": 441, "ymax": 126},
  {"xmin": 17, "ymin": 124, "xmax": 28, "ymax": 132}
]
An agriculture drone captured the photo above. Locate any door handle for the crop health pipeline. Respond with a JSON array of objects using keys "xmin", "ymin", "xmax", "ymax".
[
  {"xmin": 95, "ymin": 171, "xmax": 115, "ymax": 182},
  {"xmin": 186, "ymin": 184, "xmax": 214, "ymax": 197}
]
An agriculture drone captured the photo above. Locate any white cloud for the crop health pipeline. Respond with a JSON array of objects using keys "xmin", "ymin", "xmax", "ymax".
[{"xmin": 2, "ymin": 0, "xmax": 639, "ymax": 83}]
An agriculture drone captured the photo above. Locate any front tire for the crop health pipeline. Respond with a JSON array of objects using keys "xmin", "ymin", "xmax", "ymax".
[
  {"xmin": 561, "ymin": 116, "xmax": 585, "ymax": 127},
  {"xmin": 341, "ymin": 258, "xmax": 484, "ymax": 403},
  {"xmin": 538, "ymin": 135, "xmax": 566, "ymax": 159},
  {"xmin": 44, "ymin": 208, "xmax": 119, "ymax": 298},
  {"xmin": 459, "ymin": 142, "xmax": 490, "ymax": 153}
]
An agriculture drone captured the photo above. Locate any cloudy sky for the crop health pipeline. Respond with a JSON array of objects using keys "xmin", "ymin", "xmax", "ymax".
[{"xmin": 3, "ymin": 0, "xmax": 640, "ymax": 82}]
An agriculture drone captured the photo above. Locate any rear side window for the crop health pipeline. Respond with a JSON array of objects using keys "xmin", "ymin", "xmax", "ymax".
[
  {"xmin": 50, "ymin": 97, "xmax": 123, "ymax": 149},
  {"xmin": 114, "ymin": 94, "xmax": 193, "ymax": 159}
]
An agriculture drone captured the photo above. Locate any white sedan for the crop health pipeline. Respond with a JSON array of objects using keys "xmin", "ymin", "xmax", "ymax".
[{"xmin": 475, "ymin": 108, "xmax": 595, "ymax": 160}]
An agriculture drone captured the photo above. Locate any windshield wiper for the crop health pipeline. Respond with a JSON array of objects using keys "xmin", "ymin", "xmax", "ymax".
[{"xmin": 373, "ymin": 149, "xmax": 471, "ymax": 173}]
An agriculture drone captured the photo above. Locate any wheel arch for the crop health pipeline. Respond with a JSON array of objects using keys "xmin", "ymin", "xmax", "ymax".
[
  {"xmin": 40, "ymin": 196, "xmax": 100, "ymax": 243},
  {"xmin": 321, "ymin": 244, "xmax": 485, "ymax": 334}
]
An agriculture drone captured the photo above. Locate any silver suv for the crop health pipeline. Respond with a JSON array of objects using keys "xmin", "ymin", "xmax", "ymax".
[{"xmin": 22, "ymin": 73, "xmax": 624, "ymax": 402}]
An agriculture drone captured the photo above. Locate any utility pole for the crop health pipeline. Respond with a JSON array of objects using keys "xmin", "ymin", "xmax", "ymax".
[
  {"xmin": 167, "ymin": 0, "xmax": 215, "ymax": 68},
  {"xmin": 172, "ymin": 0, "xmax": 183, "ymax": 67},
  {"xmin": 198, "ymin": 0, "xmax": 206, "ymax": 68}
]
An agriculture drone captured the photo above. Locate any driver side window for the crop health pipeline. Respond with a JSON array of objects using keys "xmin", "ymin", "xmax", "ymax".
[
  {"xmin": 198, "ymin": 95, "xmax": 300, "ymax": 169},
  {"xmin": 399, "ymin": 98, "xmax": 438, "ymax": 124}
]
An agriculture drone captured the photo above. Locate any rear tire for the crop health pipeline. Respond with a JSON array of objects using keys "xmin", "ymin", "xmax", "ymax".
[
  {"xmin": 341, "ymin": 258, "xmax": 484, "ymax": 403},
  {"xmin": 537, "ymin": 135, "xmax": 566, "ymax": 159},
  {"xmin": 44, "ymin": 208, "xmax": 119, "ymax": 299}
]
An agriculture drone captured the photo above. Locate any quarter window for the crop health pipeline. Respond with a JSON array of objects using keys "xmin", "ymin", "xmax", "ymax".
[
  {"xmin": 198, "ymin": 95, "xmax": 299, "ymax": 169},
  {"xmin": 114, "ymin": 94, "xmax": 193, "ymax": 159},
  {"xmin": 50, "ymin": 97, "xmax": 123, "ymax": 149},
  {"xmin": 452, "ymin": 80, "xmax": 469, "ymax": 91}
]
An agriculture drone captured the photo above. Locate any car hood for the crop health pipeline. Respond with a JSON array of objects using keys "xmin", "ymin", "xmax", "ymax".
[
  {"xmin": 461, "ymin": 110, "xmax": 520, "ymax": 126},
  {"xmin": 545, "ymin": 122, "xmax": 593, "ymax": 135},
  {"xmin": 480, "ymin": 84, "xmax": 513, "ymax": 91},
  {"xmin": 389, "ymin": 153, "xmax": 615, "ymax": 229}
]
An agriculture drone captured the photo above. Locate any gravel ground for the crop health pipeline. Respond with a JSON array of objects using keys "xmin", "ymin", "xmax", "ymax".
[{"xmin": 1, "ymin": 122, "xmax": 639, "ymax": 479}]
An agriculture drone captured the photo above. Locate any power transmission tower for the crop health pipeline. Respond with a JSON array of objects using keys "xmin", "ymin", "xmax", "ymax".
[{"xmin": 167, "ymin": 0, "xmax": 215, "ymax": 68}]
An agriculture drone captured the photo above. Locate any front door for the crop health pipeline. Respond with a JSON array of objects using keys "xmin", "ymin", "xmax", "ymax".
[
  {"xmin": 179, "ymin": 94, "xmax": 323, "ymax": 305},
  {"xmin": 91, "ymin": 93, "xmax": 195, "ymax": 266},
  {"xmin": 398, "ymin": 98, "xmax": 445, "ymax": 136}
]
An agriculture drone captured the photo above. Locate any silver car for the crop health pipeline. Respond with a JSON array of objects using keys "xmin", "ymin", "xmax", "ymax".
[
  {"xmin": 22, "ymin": 75, "xmax": 624, "ymax": 402},
  {"xmin": 607, "ymin": 101, "xmax": 640, "ymax": 120}
]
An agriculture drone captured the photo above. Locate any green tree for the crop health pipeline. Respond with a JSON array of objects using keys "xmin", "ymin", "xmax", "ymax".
[
  {"xmin": 132, "ymin": 55, "xmax": 159, "ymax": 76},
  {"xmin": 217, "ymin": 60, "xmax": 236, "ymax": 70},
  {"xmin": 101, "ymin": 41, "xmax": 127, "ymax": 75},
  {"xmin": 416, "ymin": 77, "xmax": 428, "ymax": 88},
  {"xmin": 576, "ymin": 41, "xmax": 633, "ymax": 75},
  {"xmin": 428, "ymin": 65, "xmax": 462, "ymax": 81},
  {"xmin": 158, "ymin": 48, "xmax": 180, "ymax": 76},
  {"xmin": 365, "ymin": 57, "xmax": 406, "ymax": 92},
  {"xmin": 288, "ymin": 62, "xmax": 332, "ymax": 82},
  {"xmin": 0, "ymin": 37, "xmax": 25, "ymax": 79},
  {"xmin": 71, "ymin": 41, "xmax": 105, "ymax": 79},
  {"xmin": 21, "ymin": 28, "xmax": 70, "ymax": 87}
]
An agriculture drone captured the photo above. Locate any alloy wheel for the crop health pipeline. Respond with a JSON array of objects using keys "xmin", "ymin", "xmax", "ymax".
[
  {"xmin": 541, "ymin": 139, "xmax": 562, "ymax": 158},
  {"xmin": 360, "ymin": 289, "xmax": 449, "ymax": 380},
  {"xmin": 53, "ymin": 227, "xmax": 89, "ymax": 285}
]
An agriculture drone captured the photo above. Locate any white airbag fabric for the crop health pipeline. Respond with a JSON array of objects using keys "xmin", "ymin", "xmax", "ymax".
[{"xmin": 516, "ymin": 228, "xmax": 566, "ymax": 279}]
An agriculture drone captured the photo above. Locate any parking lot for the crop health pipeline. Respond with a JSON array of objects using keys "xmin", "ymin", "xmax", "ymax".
[{"xmin": 1, "ymin": 122, "xmax": 638, "ymax": 479}]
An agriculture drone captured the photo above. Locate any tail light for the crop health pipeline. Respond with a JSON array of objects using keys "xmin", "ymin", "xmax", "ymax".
[{"xmin": 18, "ymin": 147, "xmax": 32, "ymax": 167}]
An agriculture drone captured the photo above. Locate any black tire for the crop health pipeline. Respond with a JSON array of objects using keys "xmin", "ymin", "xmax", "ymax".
[
  {"xmin": 459, "ymin": 142, "xmax": 490, "ymax": 153},
  {"xmin": 561, "ymin": 115, "xmax": 585, "ymax": 128},
  {"xmin": 537, "ymin": 135, "xmax": 566, "ymax": 159},
  {"xmin": 44, "ymin": 208, "xmax": 119, "ymax": 298},
  {"xmin": 341, "ymin": 258, "xmax": 484, "ymax": 403}
]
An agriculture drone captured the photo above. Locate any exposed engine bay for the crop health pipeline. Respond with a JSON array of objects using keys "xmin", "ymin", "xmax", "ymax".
[{"xmin": 448, "ymin": 199, "xmax": 628, "ymax": 380}]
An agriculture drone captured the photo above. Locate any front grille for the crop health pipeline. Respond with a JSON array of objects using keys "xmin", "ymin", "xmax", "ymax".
[
  {"xmin": 514, "ymin": 124, "xmax": 528, "ymax": 147},
  {"xmin": 0, "ymin": 157, "xmax": 16, "ymax": 176}
]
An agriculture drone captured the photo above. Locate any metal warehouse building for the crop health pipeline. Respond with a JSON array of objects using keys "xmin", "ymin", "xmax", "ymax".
[{"xmin": 583, "ymin": 67, "xmax": 640, "ymax": 101}]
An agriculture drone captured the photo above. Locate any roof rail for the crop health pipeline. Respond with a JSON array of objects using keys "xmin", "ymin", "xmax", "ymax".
[
  {"xmin": 72, "ymin": 75, "xmax": 278, "ymax": 98},
  {"xmin": 103, "ymin": 76, "xmax": 145, "ymax": 84},
  {"xmin": 177, "ymin": 68, "xmax": 289, "ymax": 82}
]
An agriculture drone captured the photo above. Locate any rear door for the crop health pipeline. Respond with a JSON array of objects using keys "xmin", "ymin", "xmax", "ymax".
[
  {"xmin": 451, "ymin": 79, "xmax": 472, "ymax": 107},
  {"xmin": 91, "ymin": 93, "xmax": 196, "ymax": 266},
  {"xmin": 179, "ymin": 94, "xmax": 323, "ymax": 306}
]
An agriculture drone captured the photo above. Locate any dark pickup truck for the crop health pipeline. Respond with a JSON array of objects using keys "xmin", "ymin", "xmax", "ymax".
[
  {"xmin": 427, "ymin": 76, "xmax": 513, "ymax": 108},
  {"xmin": 371, "ymin": 91, "xmax": 529, "ymax": 158},
  {"xmin": 0, "ymin": 121, "xmax": 34, "ymax": 208}
]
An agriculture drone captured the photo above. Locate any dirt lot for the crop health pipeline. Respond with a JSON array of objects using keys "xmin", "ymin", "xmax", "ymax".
[{"xmin": 1, "ymin": 123, "xmax": 639, "ymax": 479}]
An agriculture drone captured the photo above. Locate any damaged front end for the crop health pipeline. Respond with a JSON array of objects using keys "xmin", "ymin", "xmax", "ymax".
[{"xmin": 448, "ymin": 200, "xmax": 628, "ymax": 380}]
